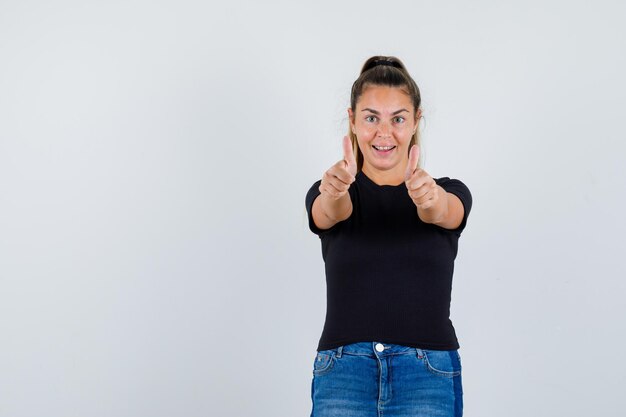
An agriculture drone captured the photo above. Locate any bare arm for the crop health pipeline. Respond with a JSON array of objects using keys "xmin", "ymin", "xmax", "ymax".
[
  {"xmin": 418, "ymin": 186, "xmax": 464, "ymax": 230},
  {"xmin": 404, "ymin": 145, "xmax": 464, "ymax": 230},
  {"xmin": 311, "ymin": 191, "xmax": 353, "ymax": 230}
]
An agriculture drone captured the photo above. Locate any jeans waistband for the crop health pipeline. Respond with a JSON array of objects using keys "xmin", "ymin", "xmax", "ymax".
[{"xmin": 332, "ymin": 342, "xmax": 425, "ymax": 359}]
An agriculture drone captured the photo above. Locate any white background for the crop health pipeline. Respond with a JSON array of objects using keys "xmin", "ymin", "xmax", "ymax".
[{"xmin": 1, "ymin": 1, "xmax": 625, "ymax": 416}]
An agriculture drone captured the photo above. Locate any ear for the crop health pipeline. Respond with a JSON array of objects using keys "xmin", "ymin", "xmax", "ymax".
[
  {"xmin": 347, "ymin": 107, "xmax": 355, "ymax": 132},
  {"xmin": 415, "ymin": 108, "xmax": 422, "ymax": 124}
]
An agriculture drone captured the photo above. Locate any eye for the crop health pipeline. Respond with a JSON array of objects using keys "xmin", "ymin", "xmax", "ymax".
[
  {"xmin": 393, "ymin": 116, "xmax": 405, "ymax": 123},
  {"xmin": 365, "ymin": 115, "xmax": 377, "ymax": 123}
]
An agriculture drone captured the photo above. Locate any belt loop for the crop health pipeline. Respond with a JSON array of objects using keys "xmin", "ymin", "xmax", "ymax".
[
  {"xmin": 336, "ymin": 345, "xmax": 343, "ymax": 358},
  {"xmin": 415, "ymin": 348, "xmax": 424, "ymax": 359}
]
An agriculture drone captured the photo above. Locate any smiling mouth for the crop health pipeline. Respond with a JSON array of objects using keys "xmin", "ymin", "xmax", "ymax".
[{"xmin": 372, "ymin": 145, "xmax": 396, "ymax": 151}]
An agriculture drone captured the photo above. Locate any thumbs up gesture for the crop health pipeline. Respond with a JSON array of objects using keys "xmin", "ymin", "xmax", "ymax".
[
  {"xmin": 319, "ymin": 135, "xmax": 357, "ymax": 201},
  {"xmin": 404, "ymin": 144, "xmax": 440, "ymax": 210}
]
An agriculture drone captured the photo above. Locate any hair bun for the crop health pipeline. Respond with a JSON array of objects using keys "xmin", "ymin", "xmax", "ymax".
[{"xmin": 360, "ymin": 56, "xmax": 406, "ymax": 74}]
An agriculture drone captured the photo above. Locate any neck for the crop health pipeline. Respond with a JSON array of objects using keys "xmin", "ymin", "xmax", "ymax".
[{"xmin": 362, "ymin": 162, "xmax": 408, "ymax": 186}]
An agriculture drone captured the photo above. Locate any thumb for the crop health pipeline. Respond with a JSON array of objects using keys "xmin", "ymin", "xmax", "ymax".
[
  {"xmin": 404, "ymin": 144, "xmax": 420, "ymax": 182},
  {"xmin": 342, "ymin": 135, "xmax": 357, "ymax": 176}
]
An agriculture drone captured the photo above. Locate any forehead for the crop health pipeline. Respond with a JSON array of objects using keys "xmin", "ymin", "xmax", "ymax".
[{"xmin": 356, "ymin": 85, "xmax": 413, "ymax": 111}]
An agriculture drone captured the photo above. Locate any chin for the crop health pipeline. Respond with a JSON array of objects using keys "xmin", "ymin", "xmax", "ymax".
[{"xmin": 370, "ymin": 162, "xmax": 398, "ymax": 171}]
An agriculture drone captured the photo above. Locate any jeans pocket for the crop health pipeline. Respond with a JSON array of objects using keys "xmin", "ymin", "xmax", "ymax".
[
  {"xmin": 312, "ymin": 348, "xmax": 336, "ymax": 376},
  {"xmin": 422, "ymin": 349, "xmax": 462, "ymax": 378}
]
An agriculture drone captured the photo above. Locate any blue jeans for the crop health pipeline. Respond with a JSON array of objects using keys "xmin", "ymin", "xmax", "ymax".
[{"xmin": 310, "ymin": 341, "xmax": 463, "ymax": 417}]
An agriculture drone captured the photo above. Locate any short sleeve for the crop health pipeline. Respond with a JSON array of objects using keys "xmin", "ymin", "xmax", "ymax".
[
  {"xmin": 434, "ymin": 177, "xmax": 473, "ymax": 236},
  {"xmin": 305, "ymin": 180, "xmax": 343, "ymax": 236}
]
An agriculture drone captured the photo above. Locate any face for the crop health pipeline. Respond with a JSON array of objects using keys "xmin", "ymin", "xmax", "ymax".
[{"xmin": 348, "ymin": 85, "xmax": 421, "ymax": 179}]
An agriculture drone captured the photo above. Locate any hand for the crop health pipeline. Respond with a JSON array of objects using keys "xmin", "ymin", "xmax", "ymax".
[
  {"xmin": 319, "ymin": 135, "xmax": 357, "ymax": 200},
  {"xmin": 404, "ymin": 144, "xmax": 440, "ymax": 210}
]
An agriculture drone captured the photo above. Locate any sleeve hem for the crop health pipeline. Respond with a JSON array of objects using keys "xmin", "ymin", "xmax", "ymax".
[
  {"xmin": 307, "ymin": 194, "xmax": 343, "ymax": 236},
  {"xmin": 305, "ymin": 181, "xmax": 345, "ymax": 236}
]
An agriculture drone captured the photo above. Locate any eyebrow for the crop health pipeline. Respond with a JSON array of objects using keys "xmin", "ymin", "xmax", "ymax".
[{"xmin": 361, "ymin": 108, "xmax": 409, "ymax": 115}]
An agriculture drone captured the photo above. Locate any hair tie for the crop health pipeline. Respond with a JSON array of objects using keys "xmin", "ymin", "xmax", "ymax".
[{"xmin": 373, "ymin": 59, "xmax": 397, "ymax": 68}]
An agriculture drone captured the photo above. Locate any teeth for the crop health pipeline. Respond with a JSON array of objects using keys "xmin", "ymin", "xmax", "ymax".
[{"xmin": 374, "ymin": 145, "xmax": 395, "ymax": 151}]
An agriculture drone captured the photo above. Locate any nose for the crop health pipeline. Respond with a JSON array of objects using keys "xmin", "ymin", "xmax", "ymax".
[{"xmin": 377, "ymin": 120, "xmax": 391, "ymax": 138}]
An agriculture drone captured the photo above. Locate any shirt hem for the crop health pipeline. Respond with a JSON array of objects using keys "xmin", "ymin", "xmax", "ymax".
[{"xmin": 317, "ymin": 337, "xmax": 460, "ymax": 352}]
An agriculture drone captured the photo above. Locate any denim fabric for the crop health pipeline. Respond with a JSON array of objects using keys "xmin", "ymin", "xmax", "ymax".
[{"xmin": 310, "ymin": 341, "xmax": 463, "ymax": 417}]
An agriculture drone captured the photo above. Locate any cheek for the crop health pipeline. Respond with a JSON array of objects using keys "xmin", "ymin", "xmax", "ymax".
[
  {"xmin": 357, "ymin": 137, "xmax": 375, "ymax": 154},
  {"xmin": 356, "ymin": 121, "xmax": 376, "ymax": 133},
  {"xmin": 397, "ymin": 123, "xmax": 414, "ymax": 133},
  {"xmin": 399, "ymin": 126, "xmax": 415, "ymax": 140},
  {"xmin": 355, "ymin": 129, "xmax": 376, "ymax": 145}
]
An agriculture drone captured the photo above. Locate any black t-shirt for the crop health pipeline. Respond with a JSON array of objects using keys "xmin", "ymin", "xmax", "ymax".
[{"xmin": 305, "ymin": 170, "xmax": 472, "ymax": 351}]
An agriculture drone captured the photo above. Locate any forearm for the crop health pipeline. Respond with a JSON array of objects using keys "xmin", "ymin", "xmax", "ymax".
[
  {"xmin": 416, "ymin": 185, "xmax": 448, "ymax": 224},
  {"xmin": 311, "ymin": 191, "xmax": 352, "ymax": 230}
]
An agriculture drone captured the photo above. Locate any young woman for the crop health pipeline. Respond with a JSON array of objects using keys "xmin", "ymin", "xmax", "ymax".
[{"xmin": 305, "ymin": 56, "xmax": 472, "ymax": 417}]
